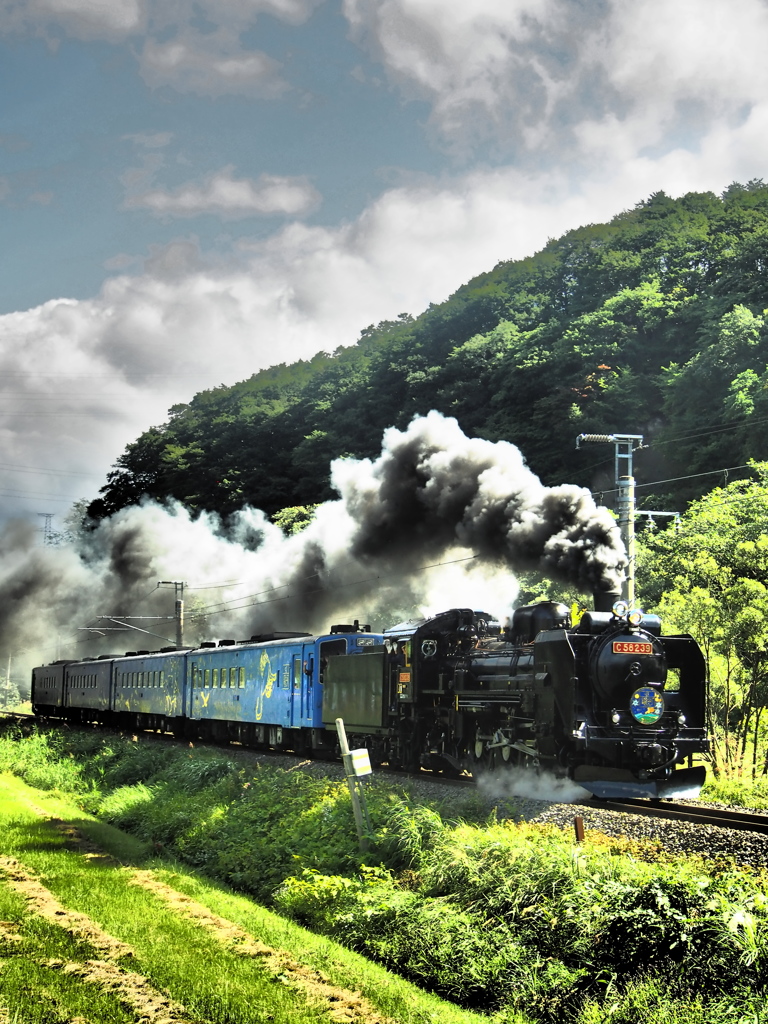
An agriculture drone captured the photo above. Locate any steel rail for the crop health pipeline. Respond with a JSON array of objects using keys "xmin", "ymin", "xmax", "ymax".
[{"xmin": 593, "ymin": 797, "xmax": 768, "ymax": 836}]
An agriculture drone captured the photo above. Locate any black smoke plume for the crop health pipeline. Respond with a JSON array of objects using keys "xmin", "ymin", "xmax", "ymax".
[{"xmin": 0, "ymin": 412, "xmax": 626, "ymax": 675}]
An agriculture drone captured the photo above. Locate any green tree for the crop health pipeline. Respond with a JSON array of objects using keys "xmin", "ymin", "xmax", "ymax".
[
  {"xmin": 640, "ymin": 466, "xmax": 768, "ymax": 776},
  {"xmin": 271, "ymin": 505, "xmax": 319, "ymax": 536},
  {"xmin": 87, "ymin": 181, "xmax": 768, "ymax": 521}
]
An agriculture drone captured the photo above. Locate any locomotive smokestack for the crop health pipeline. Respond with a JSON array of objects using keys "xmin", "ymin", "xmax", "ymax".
[{"xmin": 593, "ymin": 590, "xmax": 621, "ymax": 613}]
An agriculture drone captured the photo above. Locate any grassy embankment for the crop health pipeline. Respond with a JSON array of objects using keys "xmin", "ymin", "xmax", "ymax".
[
  {"xmin": 0, "ymin": 770, "xmax": 486, "ymax": 1024},
  {"xmin": 0, "ymin": 723, "xmax": 766, "ymax": 1024}
]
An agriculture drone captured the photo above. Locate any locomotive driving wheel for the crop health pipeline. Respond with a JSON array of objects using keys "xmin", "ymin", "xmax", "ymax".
[{"xmin": 471, "ymin": 727, "xmax": 502, "ymax": 772}]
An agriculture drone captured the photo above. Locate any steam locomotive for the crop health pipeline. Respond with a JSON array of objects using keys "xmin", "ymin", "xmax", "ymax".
[{"xmin": 31, "ymin": 594, "xmax": 709, "ymax": 799}]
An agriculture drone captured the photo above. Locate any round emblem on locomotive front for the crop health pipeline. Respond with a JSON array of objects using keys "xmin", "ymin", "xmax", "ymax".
[{"xmin": 629, "ymin": 686, "xmax": 665, "ymax": 725}]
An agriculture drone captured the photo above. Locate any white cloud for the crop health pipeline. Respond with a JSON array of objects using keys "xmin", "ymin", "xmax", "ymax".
[
  {"xmin": 123, "ymin": 131, "xmax": 173, "ymax": 149},
  {"xmin": 138, "ymin": 28, "xmax": 288, "ymax": 97},
  {"xmin": 125, "ymin": 168, "xmax": 321, "ymax": 218},
  {"xmin": 187, "ymin": 0, "xmax": 323, "ymax": 29},
  {"xmin": 0, "ymin": 0, "xmax": 321, "ymax": 93},
  {"xmin": 342, "ymin": 0, "xmax": 768, "ymax": 163},
  {"xmin": 0, "ymin": 154, "xmax": 737, "ymax": 522},
  {"xmin": 0, "ymin": 0, "xmax": 146, "ymax": 40},
  {"xmin": 342, "ymin": 0, "xmax": 580, "ymax": 150},
  {"xmin": 0, "ymin": 0, "xmax": 321, "ymax": 41}
]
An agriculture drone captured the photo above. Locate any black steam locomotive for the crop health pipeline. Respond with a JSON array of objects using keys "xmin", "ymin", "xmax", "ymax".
[
  {"xmin": 343, "ymin": 595, "xmax": 709, "ymax": 799},
  {"xmin": 32, "ymin": 595, "xmax": 708, "ymax": 799}
]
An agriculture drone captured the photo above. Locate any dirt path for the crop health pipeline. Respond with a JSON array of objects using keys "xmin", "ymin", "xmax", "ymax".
[
  {"xmin": 129, "ymin": 870, "xmax": 393, "ymax": 1024},
  {"xmin": 3, "ymin": 807, "xmax": 394, "ymax": 1024}
]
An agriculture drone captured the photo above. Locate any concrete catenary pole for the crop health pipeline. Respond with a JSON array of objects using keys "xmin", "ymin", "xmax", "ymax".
[{"xmin": 576, "ymin": 433, "xmax": 643, "ymax": 606}]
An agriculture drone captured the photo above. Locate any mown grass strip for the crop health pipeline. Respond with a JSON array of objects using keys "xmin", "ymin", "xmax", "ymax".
[
  {"xmin": 126, "ymin": 869, "xmax": 387, "ymax": 1024},
  {"xmin": 0, "ymin": 772, "xmax": 505, "ymax": 1024},
  {"xmin": 0, "ymin": 869, "xmax": 139, "ymax": 1024}
]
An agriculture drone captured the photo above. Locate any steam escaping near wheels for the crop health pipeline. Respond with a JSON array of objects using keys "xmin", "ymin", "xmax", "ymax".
[
  {"xmin": 0, "ymin": 411, "xmax": 625, "ymax": 674},
  {"xmin": 474, "ymin": 767, "xmax": 591, "ymax": 805}
]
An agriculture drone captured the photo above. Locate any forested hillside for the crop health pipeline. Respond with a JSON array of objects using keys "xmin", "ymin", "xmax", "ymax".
[{"xmin": 89, "ymin": 180, "xmax": 768, "ymax": 522}]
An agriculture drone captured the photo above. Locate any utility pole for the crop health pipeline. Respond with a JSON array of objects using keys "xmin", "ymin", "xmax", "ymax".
[
  {"xmin": 576, "ymin": 433, "xmax": 644, "ymax": 607},
  {"xmin": 159, "ymin": 581, "xmax": 185, "ymax": 648},
  {"xmin": 3, "ymin": 654, "xmax": 10, "ymax": 710},
  {"xmin": 37, "ymin": 513, "xmax": 54, "ymax": 545},
  {"xmin": 79, "ymin": 582, "xmax": 187, "ymax": 649}
]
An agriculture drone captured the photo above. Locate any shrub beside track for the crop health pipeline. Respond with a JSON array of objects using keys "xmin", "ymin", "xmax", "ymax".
[{"xmin": 0, "ymin": 722, "xmax": 766, "ymax": 1024}]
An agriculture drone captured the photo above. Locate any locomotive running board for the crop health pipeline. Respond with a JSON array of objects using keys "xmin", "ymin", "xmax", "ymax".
[{"xmin": 574, "ymin": 765, "xmax": 706, "ymax": 800}]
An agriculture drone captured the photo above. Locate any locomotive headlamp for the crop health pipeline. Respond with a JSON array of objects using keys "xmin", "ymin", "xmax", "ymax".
[
  {"xmin": 611, "ymin": 711, "xmax": 621, "ymax": 724},
  {"xmin": 612, "ymin": 600, "xmax": 629, "ymax": 618},
  {"xmin": 627, "ymin": 609, "xmax": 644, "ymax": 627},
  {"xmin": 677, "ymin": 713, "xmax": 687, "ymax": 726},
  {"xmin": 629, "ymin": 686, "xmax": 665, "ymax": 725}
]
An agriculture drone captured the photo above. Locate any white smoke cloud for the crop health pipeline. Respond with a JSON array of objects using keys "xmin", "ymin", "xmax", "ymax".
[
  {"xmin": 342, "ymin": 0, "xmax": 768, "ymax": 159},
  {"xmin": 126, "ymin": 168, "xmax": 321, "ymax": 218},
  {"xmin": 476, "ymin": 767, "xmax": 590, "ymax": 806},
  {"xmin": 0, "ymin": 413, "xmax": 623, "ymax": 684}
]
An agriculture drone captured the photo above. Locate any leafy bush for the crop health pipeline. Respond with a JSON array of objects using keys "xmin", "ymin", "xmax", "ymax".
[
  {"xmin": 702, "ymin": 774, "xmax": 768, "ymax": 811},
  {"xmin": 1, "ymin": 722, "xmax": 767, "ymax": 1022},
  {"xmin": 274, "ymin": 867, "xmax": 543, "ymax": 1011}
]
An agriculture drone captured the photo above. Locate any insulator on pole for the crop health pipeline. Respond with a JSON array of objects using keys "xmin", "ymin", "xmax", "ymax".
[{"xmin": 577, "ymin": 433, "xmax": 616, "ymax": 445}]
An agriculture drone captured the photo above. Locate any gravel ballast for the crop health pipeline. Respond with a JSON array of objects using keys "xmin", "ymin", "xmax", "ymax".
[{"xmin": 245, "ymin": 749, "xmax": 768, "ymax": 870}]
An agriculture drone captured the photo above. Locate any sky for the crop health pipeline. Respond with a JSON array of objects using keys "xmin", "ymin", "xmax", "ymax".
[{"xmin": 2, "ymin": 0, "xmax": 768, "ymax": 534}]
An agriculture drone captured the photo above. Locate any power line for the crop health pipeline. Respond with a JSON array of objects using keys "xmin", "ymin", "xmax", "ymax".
[
  {"xmin": 0, "ymin": 490, "xmax": 83, "ymax": 503},
  {"xmin": 0, "ymin": 372, "xmax": 224, "ymax": 379},
  {"xmin": 593, "ymin": 464, "xmax": 755, "ymax": 498},
  {"xmin": 0, "ymin": 463, "xmax": 104, "ymax": 478},
  {"xmin": 186, "ymin": 553, "xmax": 481, "ymax": 622},
  {"xmin": 577, "ymin": 416, "xmax": 768, "ymax": 476},
  {"xmin": 650, "ymin": 416, "xmax": 768, "ymax": 447}
]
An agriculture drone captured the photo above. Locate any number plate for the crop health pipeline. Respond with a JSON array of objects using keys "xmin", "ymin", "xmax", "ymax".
[{"xmin": 613, "ymin": 641, "xmax": 653, "ymax": 655}]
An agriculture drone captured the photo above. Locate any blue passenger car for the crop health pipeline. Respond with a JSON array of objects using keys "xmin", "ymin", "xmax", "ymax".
[
  {"xmin": 66, "ymin": 657, "xmax": 113, "ymax": 718},
  {"xmin": 184, "ymin": 628, "xmax": 383, "ymax": 747},
  {"xmin": 112, "ymin": 650, "xmax": 187, "ymax": 732},
  {"xmin": 31, "ymin": 661, "xmax": 72, "ymax": 713},
  {"xmin": 31, "ymin": 623, "xmax": 385, "ymax": 755}
]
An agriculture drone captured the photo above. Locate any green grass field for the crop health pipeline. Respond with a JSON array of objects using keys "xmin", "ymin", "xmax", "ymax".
[
  {"xmin": 0, "ymin": 772, "xmax": 494, "ymax": 1024},
  {"xmin": 0, "ymin": 724, "xmax": 766, "ymax": 1023}
]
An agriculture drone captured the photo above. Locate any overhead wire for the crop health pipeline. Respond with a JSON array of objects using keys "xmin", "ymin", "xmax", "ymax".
[
  {"xmin": 593, "ymin": 464, "xmax": 755, "ymax": 498},
  {"xmin": 185, "ymin": 553, "xmax": 481, "ymax": 622}
]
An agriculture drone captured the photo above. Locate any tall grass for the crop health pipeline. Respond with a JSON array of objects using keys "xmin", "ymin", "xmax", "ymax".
[
  {"xmin": 0, "ymin": 721, "xmax": 766, "ymax": 1023},
  {"xmin": 702, "ymin": 772, "xmax": 768, "ymax": 810}
]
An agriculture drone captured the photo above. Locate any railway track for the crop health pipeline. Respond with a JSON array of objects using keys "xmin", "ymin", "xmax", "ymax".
[
  {"xmin": 7, "ymin": 712, "xmax": 768, "ymax": 839},
  {"xmin": 593, "ymin": 797, "xmax": 768, "ymax": 836}
]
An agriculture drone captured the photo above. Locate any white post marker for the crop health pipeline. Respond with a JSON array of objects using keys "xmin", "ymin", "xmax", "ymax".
[{"xmin": 335, "ymin": 718, "xmax": 371, "ymax": 852}]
